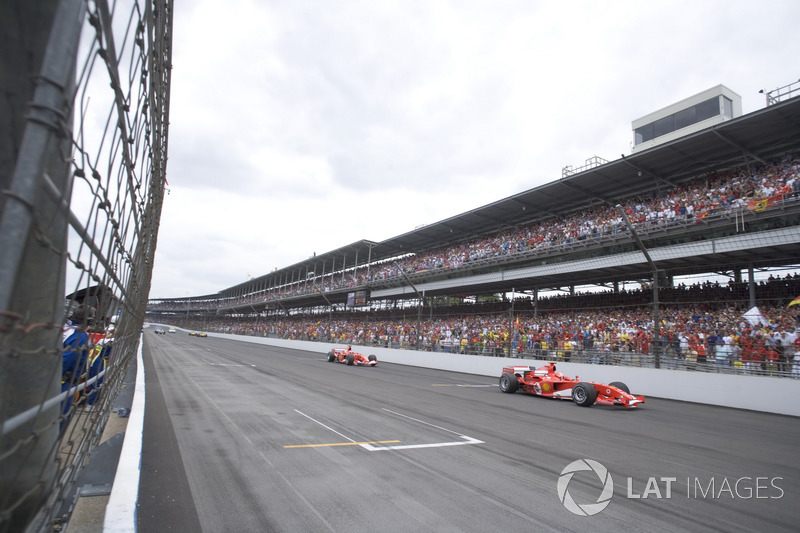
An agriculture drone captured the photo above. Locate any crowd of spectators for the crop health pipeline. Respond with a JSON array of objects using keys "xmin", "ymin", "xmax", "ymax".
[
  {"xmin": 364, "ymin": 153, "xmax": 799, "ymax": 283},
  {"xmin": 149, "ymin": 153, "xmax": 800, "ymax": 312},
  {"xmin": 167, "ymin": 278, "xmax": 800, "ymax": 377}
]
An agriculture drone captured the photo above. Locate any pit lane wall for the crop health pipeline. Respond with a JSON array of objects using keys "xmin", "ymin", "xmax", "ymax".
[{"xmin": 213, "ymin": 334, "xmax": 800, "ymax": 417}]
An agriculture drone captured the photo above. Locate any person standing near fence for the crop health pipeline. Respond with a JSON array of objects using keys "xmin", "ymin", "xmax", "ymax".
[
  {"xmin": 715, "ymin": 336, "xmax": 731, "ymax": 366},
  {"xmin": 793, "ymin": 333, "xmax": 800, "ymax": 375},
  {"xmin": 85, "ymin": 324, "xmax": 113, "ymax": 405},
  {"xmin": 61, "ymin": 306, "xmax": 95, "ymax": 427},
  {"xmin": 780, "ymin": 326, "xmax": 797, "ymax": 373},
  {"xmin": 706, "ymin": 331, "xmax": 719, "ymax": 363}
]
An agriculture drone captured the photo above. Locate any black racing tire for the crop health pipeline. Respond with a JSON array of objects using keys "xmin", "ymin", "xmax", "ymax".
[
  {"xmin": 608, "ymin": 381, "xmax": 630, "ymax": 393},
  {"xmin": 368, "ymin": 354, "xmax": 377, "ymax": 362},
  {"xmin": 345, "ymin": 354, "xmax": 355, "ymax": 366},
  {"xmin": 327, "ymin": 351, "xmax": 335, "ymax": 362},
  {"xmin": 499, "ymin": 373, "xmax": 519, "ymax": 393},
  {"xmin": 572, "ymin": 382, "xmax": 597, "ymax": 407}
]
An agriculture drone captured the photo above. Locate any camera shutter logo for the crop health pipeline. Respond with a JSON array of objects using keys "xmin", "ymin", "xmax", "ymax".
[{"xmin": 557, "ymin": 459, "xmax": 614, "ymax": 516}]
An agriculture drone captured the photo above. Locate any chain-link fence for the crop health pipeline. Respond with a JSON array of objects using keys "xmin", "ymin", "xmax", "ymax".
[{"xmin": 0, "ymin": 0, "xmax": 172, "ymax": 530}]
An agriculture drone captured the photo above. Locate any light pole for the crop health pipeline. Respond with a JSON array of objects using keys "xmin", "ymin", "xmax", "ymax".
[{"xmin": 508, "ymin": 288, "xmax": 515, "ymax": 358}]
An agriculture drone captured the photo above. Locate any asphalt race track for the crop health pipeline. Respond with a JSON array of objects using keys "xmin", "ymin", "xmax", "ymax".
[{"xmin": 139, "ymin": 329, "xmax": 800, "ymax": 532}]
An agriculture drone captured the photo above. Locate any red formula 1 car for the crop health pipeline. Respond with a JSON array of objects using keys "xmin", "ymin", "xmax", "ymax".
[
  {"xmin": 327, "ymin": 346, "xmax": 378, "ymax": 366},
  {"xmin": 499, "ymin": 362, "xmax": 644, "ymax": 408}
]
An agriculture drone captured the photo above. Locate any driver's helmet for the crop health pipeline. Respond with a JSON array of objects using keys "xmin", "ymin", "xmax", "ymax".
[{"xmin": 554, "ymin": 372, "xmax": 565, "ymax": 379}]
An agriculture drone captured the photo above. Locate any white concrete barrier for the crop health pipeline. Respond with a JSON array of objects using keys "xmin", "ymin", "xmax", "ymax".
[{"xmin": 213, "ymin": 333, "xmax": 800, "ymax": 417}]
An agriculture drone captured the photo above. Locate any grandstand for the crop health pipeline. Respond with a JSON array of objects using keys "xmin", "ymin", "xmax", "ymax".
[{"xmin": 147, "ymin": 84, "xmax": 800, "ymax": 367}]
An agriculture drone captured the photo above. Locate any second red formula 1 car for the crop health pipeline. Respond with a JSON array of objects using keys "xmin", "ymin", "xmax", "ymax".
[
  {"xmin": 327, "ymin": 346, "xmax": 378, "ymax": 366},
  {"xmin": 499, "ymin": 362, "xmax": 644, "ymax": 408}
]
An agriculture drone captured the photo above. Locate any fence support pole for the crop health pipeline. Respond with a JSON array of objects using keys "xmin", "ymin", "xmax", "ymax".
[{"xmin": 0, "ymin": 1, "xmax": 85, "ymax": 530}]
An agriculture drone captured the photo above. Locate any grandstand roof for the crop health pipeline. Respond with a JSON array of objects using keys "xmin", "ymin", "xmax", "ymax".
[{"xmin": 275, "ymin": 240, "xmax": 379, "ymax": 276}]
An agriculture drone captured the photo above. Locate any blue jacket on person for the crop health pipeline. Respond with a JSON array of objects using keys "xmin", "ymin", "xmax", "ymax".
[
  {"xmin": 61, "ymin": 322, "xmax": 93, "ymax": 428},
  {"xmin": 62, "ymin": 323, "xmax": 91, "ymax": 384}
]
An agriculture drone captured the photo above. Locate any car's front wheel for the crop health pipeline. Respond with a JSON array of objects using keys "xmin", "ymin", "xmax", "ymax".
[
  {"xmin": 608, "ymin": 381, "xmax": 630, "ymax": 393},
  {"xmin": 572, "ymin": 382, "xmax": 597, "ymax": 407},
  {"xmin": 499, "ymin": 373, "xmax": 519, "ymax": 393}
]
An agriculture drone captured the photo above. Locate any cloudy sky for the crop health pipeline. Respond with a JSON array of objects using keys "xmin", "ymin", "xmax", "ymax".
[{"xmin": 149, "ymin": 0, "xmax": 800, "ymax": 299}]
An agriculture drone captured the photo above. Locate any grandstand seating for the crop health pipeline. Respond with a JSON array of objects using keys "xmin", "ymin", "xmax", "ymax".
[{"xmin": 147, "ymin": 140, "xmax": 800, "ymax": 378}]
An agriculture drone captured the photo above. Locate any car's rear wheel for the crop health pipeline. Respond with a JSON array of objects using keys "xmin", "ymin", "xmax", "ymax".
[
  {"xmin": 608, "ymin": 381, "xmax": 630, "ymax": 393},
  {"xmin": 346, "ymin": 354, "xmax": 355, "ymax": 366},
  {"xmin": 499, "ymin": 373, "xmax": 519, "ymax": 393},
  {"xmin": 327, "ymin": 351, "xmax": 335, "ymax": 362},
  {"xmin": 572, "ymin": 382, "xmax": 597, "ymax": 406}
]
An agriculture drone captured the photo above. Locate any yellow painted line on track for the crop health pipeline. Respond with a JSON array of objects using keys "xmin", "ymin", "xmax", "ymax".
[{"xmin": 284, "ymin": 440, "xmax": 401, "ymax": 449}]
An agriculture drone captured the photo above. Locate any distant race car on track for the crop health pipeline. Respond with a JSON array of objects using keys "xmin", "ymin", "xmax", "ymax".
[
  {"xmin": 327, "ymin": 346, "xmax": 378, "ymax": 366},
  {"xmin": 499, "ymin": 362, "xmax": 644, "ymax": 408}
]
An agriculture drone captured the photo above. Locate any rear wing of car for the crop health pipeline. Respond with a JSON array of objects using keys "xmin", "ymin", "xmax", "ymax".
[{"xmin": 502, "ymin": 366, "xmax": 533, "ymax": 376}]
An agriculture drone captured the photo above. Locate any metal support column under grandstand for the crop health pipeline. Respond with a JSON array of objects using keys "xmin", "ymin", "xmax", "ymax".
[{"xmin": 617, "ymin": 205, "xmax": 662, "ymax": 368}]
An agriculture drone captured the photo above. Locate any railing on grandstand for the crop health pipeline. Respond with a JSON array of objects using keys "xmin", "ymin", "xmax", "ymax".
[{"xmin": 762, "ymin": 78, "xmax": 800, "ymax": 106}]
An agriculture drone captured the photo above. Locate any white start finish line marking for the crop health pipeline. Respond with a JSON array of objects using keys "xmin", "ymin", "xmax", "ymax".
[
  {"xmin": 291, "ymin": 408, "xmax": 484, "ymax": 451},
  {"xmin": 362, "ymin": 408, "xmax": 484, "ymax": 451}
]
